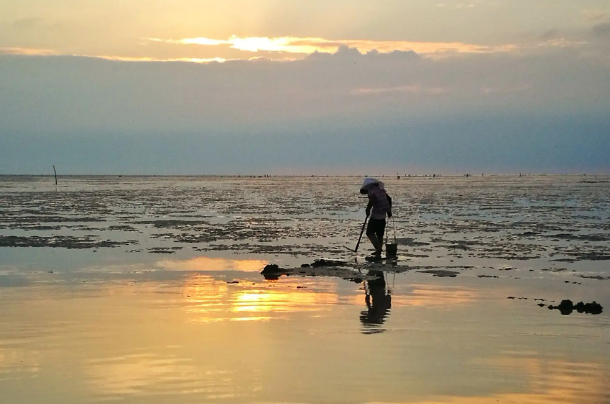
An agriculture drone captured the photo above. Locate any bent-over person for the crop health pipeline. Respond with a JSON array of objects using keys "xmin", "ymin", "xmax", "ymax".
[{"xmin": 360, "ymin": 178, "xmax": 392, "ymax": 257}]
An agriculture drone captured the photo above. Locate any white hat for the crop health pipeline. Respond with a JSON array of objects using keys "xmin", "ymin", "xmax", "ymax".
[{"xmin": 360, "ymin": 177, "xmax": 384, "ymax": 193}]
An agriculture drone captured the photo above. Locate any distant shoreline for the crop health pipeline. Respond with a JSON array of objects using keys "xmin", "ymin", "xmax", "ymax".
[{"xmin": 1, "ymin": 173, "xmax": 609, "ymax": 178}]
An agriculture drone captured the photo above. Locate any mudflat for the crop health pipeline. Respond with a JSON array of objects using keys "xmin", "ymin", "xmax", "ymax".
[{"xmin": 1, "ymin": 175, "xmax": 609, "ymax": 404}]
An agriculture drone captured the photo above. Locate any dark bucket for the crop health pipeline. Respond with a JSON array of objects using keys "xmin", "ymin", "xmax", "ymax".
[{"xmin": 386, "ymin": 243, "xmax": 398, "ymax": 257}]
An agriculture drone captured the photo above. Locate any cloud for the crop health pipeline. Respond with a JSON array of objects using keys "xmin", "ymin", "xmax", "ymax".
[
  {"xmin": 1, "ymin": 43, "xmax": 609, "ymax": 174},
  {"xmin": 151, "ymin": 35, "xmax": 518, "ymax": 56},
  {"xmin": 10, "ymin": 18, "xmax": 43, "ymax": 30},
  {"xmin": 352, "ymin": 85, "xmax": 447, "ymax": 95},
  {"xmin": 0, "ymin": 32, "xmax": 592, "ymax": 65},
  {"xmin": 140, "ymin": 34, "xmax": 592, "ymax": 62},
  {"xmin": 591, "ymin": 22, "xmax": 610, "ymax": 39},
  {"xmin": 539, "ymin": 29, "xmax": 562, "ymax": 41},
  {"xmin": 581, "ymin": 10, "xmax": 610, "ymax": 23},
  {"xmin": 436, "ymin": 1, "xmax": 500, "ymax": 9},
  {"xmin": 0, "ymin": 47, "xmax": 229, "ymax": 64},
  {"xmin": 94, "ymin": 55, "xmax": 228, "ymax": 64},
  {"xmin": 0, "ymin": 47, "xmax": 60, "ymax": 56},
  {"xmin": 481, "ymin": 85, "xmax": 530, "ymax": 94}
]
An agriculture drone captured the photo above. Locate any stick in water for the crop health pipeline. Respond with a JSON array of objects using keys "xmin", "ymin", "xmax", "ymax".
[{"xmin": 53, "ymin": 165, "xmax": 58, "ymax": 185}]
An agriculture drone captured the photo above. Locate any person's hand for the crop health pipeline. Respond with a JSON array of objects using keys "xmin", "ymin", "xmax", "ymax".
[{"xmin": 388, "ymin": 211, "xmax": 393, "ymax": 218}]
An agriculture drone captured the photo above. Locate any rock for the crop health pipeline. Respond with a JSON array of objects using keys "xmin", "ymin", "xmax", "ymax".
[
  {"xmin": 227, "ymin": 281, "xmax": 239, "ymax": 284},
  {"xmin": 310, "ymin": 259, "xmax": 348, "ymax": 268},
  {"xmin": 417, "ymin": 269, "xmax": 459, "ymax": 277},
  {"xmin": 548, "ymin": 300, "xmax": 603, "ymax": 315},
  {"xmin": 557, "ymin": 299, "xmax": 574, "ymax": 315},
  {"xmin": 548, "ymin": 299, "xmax": 573, "ymax": 315},
  {"xmin": 261, "ymin": 264, "xmax": 283, "ymax": 273},
  {"xmin": 260, "ymin": 264, "xmax": 288, "ymax": 280},
  {"xmin": 579, "ymin": 275, "xmax": 607, "ymax": 280},
  {"xmin": 575, "ymin": 301, "xmax": 603, "ymax": 315}
]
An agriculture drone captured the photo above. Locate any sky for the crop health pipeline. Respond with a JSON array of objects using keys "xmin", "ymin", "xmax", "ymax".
[{"xmin": 1, "ymin": 0, "xmax": 609, "ymax": 175}]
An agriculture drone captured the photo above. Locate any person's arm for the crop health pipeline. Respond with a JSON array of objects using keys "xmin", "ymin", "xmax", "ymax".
[{"xmin": 366, "ymin": 195, "xmax": 374, "ymax": 217}]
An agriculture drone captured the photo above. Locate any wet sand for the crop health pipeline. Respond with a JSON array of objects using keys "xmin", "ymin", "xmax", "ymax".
[{"xmin": 1, "ymin": 175, "xmax": 609, "ymax": 403}]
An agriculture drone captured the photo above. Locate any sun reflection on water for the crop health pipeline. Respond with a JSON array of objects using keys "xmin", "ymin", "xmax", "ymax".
[
  {"xmin": 156, "ymin": 256, "xmax": 268, "ymax": 272},
  {"xmin": 181, "ymin": 274, "xmax": 339, "ymax": 323},
  {"xmin": 0, "ymin": 269, "xmax": 609, "ymax": 404}
]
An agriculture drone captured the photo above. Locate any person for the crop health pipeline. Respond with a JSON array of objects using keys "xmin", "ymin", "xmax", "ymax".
[{"xmin": 360, "ymin": 178, "xmax": 392, "ymax": 257}]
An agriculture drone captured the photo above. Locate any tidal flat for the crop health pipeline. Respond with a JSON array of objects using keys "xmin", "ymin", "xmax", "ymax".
[{"xmin": 1, "ymin": 175, "xmax": 609, "ymax": 404}]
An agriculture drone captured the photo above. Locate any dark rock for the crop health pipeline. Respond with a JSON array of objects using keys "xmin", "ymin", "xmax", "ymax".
[
  {"xmin": 579, "ymin": 275, "xmax": 607, "ymax": 280},
  {"xmin": 549, "ymin": 300, "xmax": 603, "ymax": 315},
  {"xmin": 261, "ymin": 264, "xmax": 283, "ymax": 273},
  {"xmin": 260, "ymin": 264, "xmax": 288, "ymax": 280},
  {"xmin": 227, "ymin": 281, "xmax": 239, "ymax": 284},
  {"xmin": 575, "ymin": 301, "xmax": 603, "ymax": 314},
  {"xmin": 417, "ymin": 269, "xmax": 458, "ymax": 277},
  {"xmin": 310, "ymin": 259, "xmax": 348, "ymax": 268},
  {"xmin": 300, "ymin": 264, "xmax": 311, "ymax": 268},
  {"xmin": 548, "ymin": 299, "xmax": 574, "ymax": 315}
]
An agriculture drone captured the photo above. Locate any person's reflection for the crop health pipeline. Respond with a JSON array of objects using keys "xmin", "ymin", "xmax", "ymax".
[{"xmin": 360, "ymin": 270, "xmax": 392, "ymax": 334}]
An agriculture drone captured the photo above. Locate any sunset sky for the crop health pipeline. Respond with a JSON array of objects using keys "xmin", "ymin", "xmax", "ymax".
[{"xmin": 1, "ymin": 0, "xmax": 609, "ymax": 174}]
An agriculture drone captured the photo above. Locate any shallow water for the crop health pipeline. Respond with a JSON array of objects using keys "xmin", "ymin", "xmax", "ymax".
[{"xmin": 1, "ymin": 175, "xmax": 609, "ymax": 403}]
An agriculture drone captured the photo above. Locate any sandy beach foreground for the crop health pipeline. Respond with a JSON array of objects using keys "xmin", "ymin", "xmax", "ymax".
[{"xmin": 1, "ymin": 175, "xmax": 609, "ymax": 404}]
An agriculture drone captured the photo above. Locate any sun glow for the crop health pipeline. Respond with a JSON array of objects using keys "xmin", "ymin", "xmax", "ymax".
[{"xmin": 156, "ymin": 35, "xmax": 517, "ymax": 55}]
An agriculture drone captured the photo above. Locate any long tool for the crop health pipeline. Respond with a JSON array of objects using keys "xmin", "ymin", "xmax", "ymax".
[{"xmin": 344, "ymin": 216, "xmax": 368, "ymax": 253}]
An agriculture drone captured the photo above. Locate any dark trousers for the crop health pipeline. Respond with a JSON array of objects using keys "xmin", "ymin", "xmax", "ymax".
[{"xmin": 366, "ymin": 218, "xmax": 386, "ymax": 244}]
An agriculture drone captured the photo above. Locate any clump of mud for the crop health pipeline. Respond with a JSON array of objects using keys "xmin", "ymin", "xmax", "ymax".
[
  {"xmin": 0, "ymin": 235, "xmax": 137, "ymax": 249},
  {"xmin": 417, "ymin": 269, "xmax": 459, "ymax": 277},
  {"xmin": 548, "ymin": 300, "xmax": 603, "ymax": 315},
  {"xmin": 261, "ymin": 260, "xmax": 368, "ymax": 282}
]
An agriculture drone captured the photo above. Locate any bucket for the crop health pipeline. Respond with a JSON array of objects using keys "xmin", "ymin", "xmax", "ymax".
[
  {"xmin": 385, "ymin": 218, "xmax": 398, "ymax": 257},
  {"xmin": 386, "ymin": 242, "xmax": 398, "ymax": 257}
]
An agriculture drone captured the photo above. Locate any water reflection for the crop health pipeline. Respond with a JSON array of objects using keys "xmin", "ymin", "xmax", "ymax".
[
  {"xmin": 409, "ymin": 356, "xmax": 610, "ymax": 403},
  {"xmin": 157, "ymin": 256, "xmax": 268, "ymax": 272},
  {"xmin": 1, "ymin": 268, "xmax": 609, "ymax": 403},
  {"xmin": 181, "ymin": 274, "xmax": 338, "ymax": 323},
  {"xmin": 0, "ymin": 348, "xmax": 40, "ymax": 380},
  {"xmin": 360, "ymin": 271, "xmax": 392, "ymax": 334}
]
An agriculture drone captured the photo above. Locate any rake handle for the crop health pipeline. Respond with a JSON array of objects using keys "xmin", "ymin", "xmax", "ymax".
[{"xmin": 354, "ymin": 216, "xmax": 368, "ymax": 253}]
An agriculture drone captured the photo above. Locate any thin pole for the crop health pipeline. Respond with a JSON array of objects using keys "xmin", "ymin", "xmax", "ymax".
[
  {"xmin": 354, "ymin": 216, "xmax": 368, "ymax": 253},
  {"xmin": 53, "ymin": 165, "xmax": 58, "ymax": 185}
]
